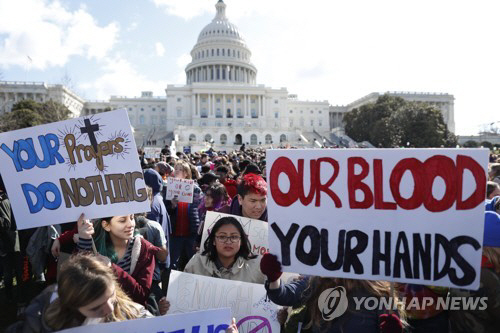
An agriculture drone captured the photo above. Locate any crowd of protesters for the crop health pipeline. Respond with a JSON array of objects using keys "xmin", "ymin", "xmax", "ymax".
[{"xmin": 0, "ymin": 145, "xmax": 499, "ymax": 333}]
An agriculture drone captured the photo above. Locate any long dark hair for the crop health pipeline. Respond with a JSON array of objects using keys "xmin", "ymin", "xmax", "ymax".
[{"xmin": 202, "ymin": 216, "xmax": 256, "ymax": 262}]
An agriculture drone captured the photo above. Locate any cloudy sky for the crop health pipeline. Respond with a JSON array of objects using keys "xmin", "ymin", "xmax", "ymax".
[{"xmin": 0, "ymin": 0, "xmax": 498, "ymax": 135}]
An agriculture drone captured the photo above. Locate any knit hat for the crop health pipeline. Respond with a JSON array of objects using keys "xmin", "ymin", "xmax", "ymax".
[
  {"xmin": 483, "ymin": 211, "xmax": 500, "ymax": 247},
  {"xmin": 485, "ymin": 196, "xmax": 499, "ymax": 212}
]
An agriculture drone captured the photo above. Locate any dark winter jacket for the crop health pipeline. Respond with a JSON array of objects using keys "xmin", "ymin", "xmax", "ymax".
[
  {"xmin": 5, "ymin": 285, "xmax": 57, "ymax": 333},
  {"xmin": 0, "ymin": 193, "xmax": 18, "ymax": 255},
  {"xmin": 144, "ymin": 169, "xmax": 171, "ymax": 236},
  {"xmin": 266, "ymin": 276, "xmax": 390, "ymax": 333}
]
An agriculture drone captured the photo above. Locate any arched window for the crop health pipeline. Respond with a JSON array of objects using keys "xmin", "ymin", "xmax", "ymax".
[
  {"xmin": 189, "ymin": 134, "xmax": 196, "ymax": 142},
  {"xmin": 280, "ymin": 134, "xmax": 287, "ymax": 143},
  {"xmin": 265, "ymin": 134, "xmax": 272, "ymax": 144},
  {"xmin": 250, "ymin": 134, "xmax": 258, "ymax": 145},
  {"xmin": 235, "ymin": 134, "xmax": 242, "ymax": 145},
  {"xmin": 226, "ymin": 108, "xmax": 232, "ymax": 118},
  {"xmin": 139, "ymin": 115, "xmax": 145, "ymax": 125},
  {"xmin": 205, "ymin": 134, "xmax": 212, "ymax": 142},
  {"xmin": 220, "ymin": 134, "xmax": 227, "ymax": 144}
]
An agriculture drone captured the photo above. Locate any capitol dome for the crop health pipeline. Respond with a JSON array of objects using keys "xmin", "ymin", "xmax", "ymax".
[{"xmin": 185, "ymin": 0, "xmax": 257, "ymax": 85}]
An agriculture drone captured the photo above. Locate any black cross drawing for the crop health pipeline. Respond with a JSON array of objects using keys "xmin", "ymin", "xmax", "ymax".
[{"xmin": 80, "ymin": 118, "xmax": 100, "ymax": 152}]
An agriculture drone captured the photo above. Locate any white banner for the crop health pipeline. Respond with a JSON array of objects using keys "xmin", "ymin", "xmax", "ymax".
[
  {"xmin": 167, "ymin": 270, "xmax": 280, "ymax": 333},
  {"xmin": 0, "ymin": 109, "xmax": 150, "ymax": 229},
  {"xmin": 200, "ymin": 212, "xmax": 269, "ymax": 255},
  {"xmin": 55, "ymin": 308, "xmax": 231, "ymax": 333},
  {"xmin": 166, "ymin": 177, "xmax": 194, "ymax": 203},
  {"xmin": 144, "ymin": 147, "xmax": 161, "ymax": 159},
  {"xmin": 266, "ymin": 148, "xmax": 489, "ymax": 290}
]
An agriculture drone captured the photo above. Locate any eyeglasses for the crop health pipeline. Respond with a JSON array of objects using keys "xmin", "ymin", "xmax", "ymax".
[{"xmin": 215, "ymin": 235, "xmax": 241, "ymax": 243}]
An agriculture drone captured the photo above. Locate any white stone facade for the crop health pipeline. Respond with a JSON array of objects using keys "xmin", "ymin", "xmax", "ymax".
[
  {"xmin": 330, "ymin": 92, "xmax": 455, "ymax": 134},
  {"xmin": 0, "ymin": 81, "xmax": 84, "ymax": 117}
]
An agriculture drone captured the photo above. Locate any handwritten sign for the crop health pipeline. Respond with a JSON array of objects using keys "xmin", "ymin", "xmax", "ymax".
[
  {"xmin": 144, "ymin": 147, "xmax": 161, "ymax": 159},
  {"xmin": 266, "ymin": 149, "xmax": 489, "ymax": 290},
  {"xmin": 200, "ymin": 212, "xmax": 269, "ymax": 256},
  {"xmin": 167, "ymin": 270, "xmax": 279, "ymax": 333},
  {"xmin": 55, "ymin": 308, "xmax": 231, "ymax": 333},
  {"xmin": 0, "ymin": 109, "xmax": 150, "ymax": 229},
  {"xmin": 166, "ymin": 177, "xmax": 194, "ymax": 203}
]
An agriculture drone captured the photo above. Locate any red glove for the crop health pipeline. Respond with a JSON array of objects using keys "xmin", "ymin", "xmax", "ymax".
[
  {"xmin": 379, "ymin": 313, "xmax": 403, "ymax": 333},
  {"xmin": 260, "ymin": 253, "xmax": 282, "ymax": 282}
]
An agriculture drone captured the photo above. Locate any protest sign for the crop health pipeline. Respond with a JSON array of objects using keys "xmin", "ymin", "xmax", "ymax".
[
  {"xmin": 200, "ymin": 211, "xmax": 269, "ymax": 255},
  {"xmin": 0, "ymin": 109, "xmax": 150, "ymax": 229},
  {"xmin": 266, "ymin": 149, "xmax": 489, "ymax": 290},
  {"xmin": 144, "ymin": 147, "xmax": 161, "ymax": 159},
  {"xmin": 166, "ymin": 177, "xmax": 194, "ymax": 203},
  {"xmin": 168, "ymin": 270, "xmax": 279, "ymax": 333},
  {"xmin": 55, "ymin": 308, "xmax": 231, "ymax": 333}
]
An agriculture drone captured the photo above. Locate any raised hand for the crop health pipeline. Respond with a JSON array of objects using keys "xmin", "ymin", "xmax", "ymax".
[{"xmin": 77, "ymin": 213, "xmax": 94, "ymax": 240}]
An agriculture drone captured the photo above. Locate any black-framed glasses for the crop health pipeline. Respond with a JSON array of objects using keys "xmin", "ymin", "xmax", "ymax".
[{"xmin": 215, "ymin": 235, "xmax": 241, "ymax": 243}]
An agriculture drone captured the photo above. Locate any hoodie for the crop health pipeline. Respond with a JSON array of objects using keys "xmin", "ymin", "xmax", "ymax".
[{"xmin": 143, "ymin": 169, "xmax": 171, "ymax": 269}]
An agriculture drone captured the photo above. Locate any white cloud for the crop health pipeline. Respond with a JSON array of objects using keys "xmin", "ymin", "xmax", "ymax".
[
  {"xmin": 152, "ymin": 0, "xmax": 213, "ymax": 20},
  {"xmin": 0, "ymin": 0, "xmax": 118, "ymax": 70},
  {"xmin": 174, "ymin": 53, "xmax": 191, "ymax": 83},
  {"xmin": 80, "ymin": 55, "xmax": 167, "ymax": 100},
  {"xmin": 127, "ymin": 21, "xmax": 139, "ymax": 32},
  {"xmin": 176, "ymin": 53, "xmax": 191, "ymax": 68},
  {"xmin": 155, "ymin": 42, "xmax": 166, "ymax": 57}
]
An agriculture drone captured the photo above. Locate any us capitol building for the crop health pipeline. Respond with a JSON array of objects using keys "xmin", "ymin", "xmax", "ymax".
[{"xmin": 0, "ymin": 0, "xmax": 455, "ymax": 150}]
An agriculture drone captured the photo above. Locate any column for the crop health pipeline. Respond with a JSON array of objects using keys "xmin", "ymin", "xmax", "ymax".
[
  {"xmin": 222, "ymin": 93, "xmax": 226, "ymax": 118},
  {"xmin": 233, "ymin": 94, "xmax": 236, "ymax": 117},
  {"xmin": 208, "ymin": 93, "xmax": 211, "ymax": 115},
  {"xmin": 260, "ymin": 95, "xmax": 263, "ymax": 116},
  {"xmin": 211, "ymin": 93, "xmax": 215, "ymax": 115},
  {"xmin": 197, "ymin": 93, "xmax": 200, "ymax": 116},
  {"xmin": 246, "ymin": 95, "xmax": 250, "ymax": 116},
  {"xmin": 244, "ymin": 95, "xmax": 248, "ymax": 116},
  {"xmin": 191, "ymin": 95, "xmax": 195, "ymax": 116}
]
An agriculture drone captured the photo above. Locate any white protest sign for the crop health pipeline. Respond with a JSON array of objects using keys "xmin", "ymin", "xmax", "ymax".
[
  {"xmin": 200, "ymin": 212, "xmax": 269, "ymax": 255},
  {"xmin": 166, "ymin": 177, "xmax": 194, "ymax": 203},
  {"xmin": 55, "ymin": 308, "xmax": 231, "ymax": 333},
  {"xmin": 266, "ymin": 149, "xmax": 489, "ymax": 290},
  {"xmin": 0, "ymin": 109, "xmax": 150, "ymax": 229},
  {"xmin": 144, "ymin": 147, "xmax": 161, "ymax": 159},
  {"xmin": 168, "ymin": 270, "xmax": 280, "ymax": 333}
]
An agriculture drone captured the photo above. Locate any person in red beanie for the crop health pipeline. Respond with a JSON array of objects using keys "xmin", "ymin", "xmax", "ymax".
[
  {"xmin": 260, "ymin": 253, "xmax": 405, "ymax": 333},
  {"xmin": 219, "ymin": 173, "xmax": 268, "ymax": 221}
]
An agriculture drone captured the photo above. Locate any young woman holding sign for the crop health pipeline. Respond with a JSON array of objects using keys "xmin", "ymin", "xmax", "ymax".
[
  {"xmin": 184, "ymin": 216, "xmax": 266, "ymax": 284},
  {"xmin": 260, "ymin": 253, "xmax": 405, "ymax": 333},
  {"xmin": 76, "ymin": 213, "xmax": 164, "ymax": 311},
  {"xmin": 6, "ymin": 254, "xmax": 152, "ymax": 332},
  {"xmin": 166, "ymin": 160, "xmax": 203, "ymax": 270}
]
